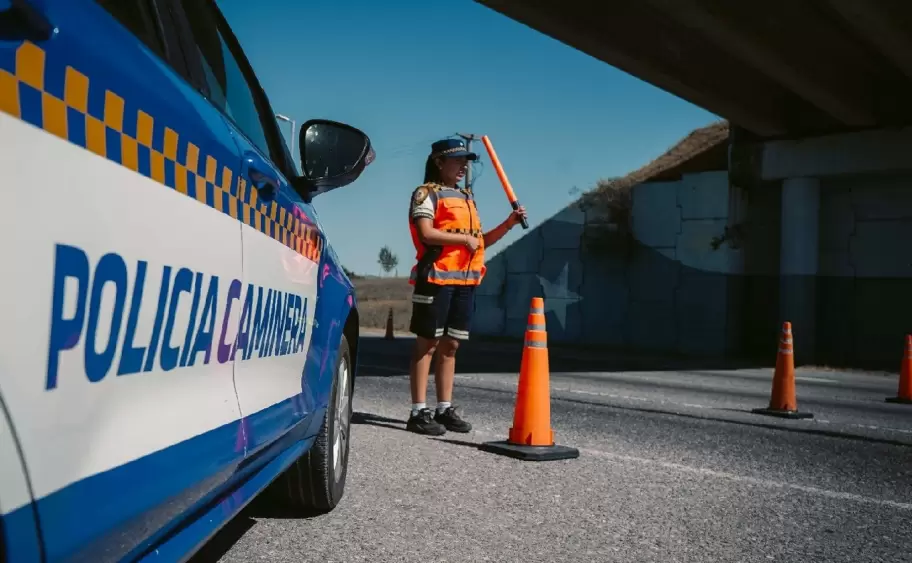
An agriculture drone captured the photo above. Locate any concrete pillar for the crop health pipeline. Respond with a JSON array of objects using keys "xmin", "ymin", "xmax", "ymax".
[
  {"xmin": 725, "ymin": 183, "xmax": 748, "ymax": 356},
  {"xmin": 779, "ymin": 177, "xmax": 820, "ymax": 364}
]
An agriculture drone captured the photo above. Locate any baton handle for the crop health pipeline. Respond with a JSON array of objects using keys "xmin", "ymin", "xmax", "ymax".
[{"xmin": 511, "ymin": 200, "xmax": 529, "ymax": 229}]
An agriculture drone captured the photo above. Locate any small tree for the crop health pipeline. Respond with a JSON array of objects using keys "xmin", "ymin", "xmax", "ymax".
[{"xmin": 378, "ymin": 245, "xmax": 399, "ymax": 276}]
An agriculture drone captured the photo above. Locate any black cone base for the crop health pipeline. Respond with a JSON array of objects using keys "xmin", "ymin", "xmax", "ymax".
[
  {"xmin": 885, "ymin": 397, "xmax": 912, "ymax": 404},
  {"xmin": 479, "ymin": 440, "xmax": 579, "ymax": 461},
  {"xmin": 751, "ymin": 407, "xmax": 813, "ymax": 419}
]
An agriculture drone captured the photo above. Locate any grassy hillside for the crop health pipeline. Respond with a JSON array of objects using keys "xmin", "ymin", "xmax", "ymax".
[{"xmin": 353, "ymin": 277, "xmax": 413, "ymax": 331}]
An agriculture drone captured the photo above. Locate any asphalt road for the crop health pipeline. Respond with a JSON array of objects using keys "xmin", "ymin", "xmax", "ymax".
[{"xmin": 195, "ymin": 335, "xmax": 912, "ymax": 563}]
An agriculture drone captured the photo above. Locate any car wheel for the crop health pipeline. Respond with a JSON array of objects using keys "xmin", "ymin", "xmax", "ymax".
[{"xmin": 270, "ymin": 333, "xmax": 353, "ymax": 514}]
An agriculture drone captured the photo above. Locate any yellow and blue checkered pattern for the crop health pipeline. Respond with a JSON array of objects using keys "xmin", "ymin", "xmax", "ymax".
[{"xmin": 0, "ymin": 40, "xmax": 323, "ymax": 263}]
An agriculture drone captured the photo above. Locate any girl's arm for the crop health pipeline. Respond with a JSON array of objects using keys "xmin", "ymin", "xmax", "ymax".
[
  {"xmin": 483, "ymin": 217, "xmax": 513, "ymax": 248},
  {"xmin": 483, "ymin": 206, "xmax": 527, "ymax": 248},
  {"xmin": 415, "ymin": 218, "xmax": 475, "ymax": 248}
]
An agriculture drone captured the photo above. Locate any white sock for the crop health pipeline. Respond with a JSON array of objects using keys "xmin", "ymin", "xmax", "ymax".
[
  {"xmin": 411, "ymin": 402, "xmax": 426, "ymax": 416},
  {"xmin": 436, "ymin": 401, "xmax": 451, "ymax": 413}
]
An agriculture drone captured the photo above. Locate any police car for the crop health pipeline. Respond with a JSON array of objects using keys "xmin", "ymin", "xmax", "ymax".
[{"xmin": 0, "ymin": 1, "xmax": 373, "ymax": 561}]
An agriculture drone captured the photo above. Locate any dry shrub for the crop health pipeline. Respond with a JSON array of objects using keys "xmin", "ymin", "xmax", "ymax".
[
  {"xmin": 354, "ymin": 277, "xmax": 413, "ymax": 331},
  {"xmin": 354, "ymin": 277, "xmax": 412, "ymax": 302},
  {"xmin": 358, "ymin": 300, "xmax": 413, "ymax": 332},
  {"xmin": 578, "ymin": 120, "xmax": 730, "ymax": 254}
]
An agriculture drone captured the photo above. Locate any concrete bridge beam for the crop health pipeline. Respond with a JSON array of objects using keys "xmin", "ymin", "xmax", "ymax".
[
  {"xmin": 827, "ymin": 0, "xmax": 912, "ymax": 82},
  {"xmin": 476, "ymin": 0, "xmax": 912, "ymax": 138},
  {"xmin": 475, "ymin": 0, "xmax": 791, "ymax": 137},
  {"xmin": 761, "ymin": 126, "xmax": 912, "ymax": 180},
  {"xmin": 645, "ymin": 0, "xmax": 876, "ymax": 128}
]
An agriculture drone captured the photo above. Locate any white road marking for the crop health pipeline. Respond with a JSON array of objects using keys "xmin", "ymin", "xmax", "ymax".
[
  {"xmin": 361, "ymin": 369, "xmax": 912, "ymax": 509},
  {"xmin": 845, "ymin": 423, "xmax": 912, "ymax": 435},
  {"xmin": 422, "ymin": 372, "xmax": 912, "ymax": 437},
  {"xmin": 468, "ymin": 428, "xmax": 912, "ymax": 512},
  {"xmin": 796, "ymin": 376, "xmax": 839, "ymax": 383},
  {"xmin": 568, "ymin": 389, "xmax": 601, "ymax": 396},
  {"xmin": 576, "ymin": 445, "xmax": 912, "ymax": 511}
]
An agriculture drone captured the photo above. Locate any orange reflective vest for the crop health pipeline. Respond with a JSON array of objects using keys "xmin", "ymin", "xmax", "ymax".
[{"xmin": 408, "ymin": 183, "xmax": 486, "ymax": 286}]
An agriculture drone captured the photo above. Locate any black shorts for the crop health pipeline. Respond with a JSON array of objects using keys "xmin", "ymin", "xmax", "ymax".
[{"xmin": 409, "ymin": 281, "xmax": 477, "ymax": 341}]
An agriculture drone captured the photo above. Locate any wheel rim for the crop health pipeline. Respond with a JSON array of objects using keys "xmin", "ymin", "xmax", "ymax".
[{"xmin": 332, "ymin": 354, "xmax": 351, "ymax": 482}]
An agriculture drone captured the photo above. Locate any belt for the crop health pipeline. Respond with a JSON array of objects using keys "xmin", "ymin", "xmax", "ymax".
[{"xmin": 443, "ymin": 227, "xmax": 482, "ymax": 237}]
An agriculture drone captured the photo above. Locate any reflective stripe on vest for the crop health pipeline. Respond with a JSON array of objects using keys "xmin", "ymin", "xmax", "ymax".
[{"xmin": 408, "ymin": 184, "xmax": 486, "ymax": 286}]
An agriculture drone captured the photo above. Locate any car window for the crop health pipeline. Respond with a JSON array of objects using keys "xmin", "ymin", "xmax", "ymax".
[
  {"xmin": 179, "ymin": 0, "xmax": 273, "ymax": 159},
  {"xmin": 281, "ymin": 130, "xmax": 300, "ymax": 176},
  {"xmin": 96, "ymin": 0, "xmax": 166, "ymax": 59}
]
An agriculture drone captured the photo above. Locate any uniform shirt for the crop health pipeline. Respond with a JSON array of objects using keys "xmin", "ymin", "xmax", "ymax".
[{"xmin": 409, "ymin": 184, "xmax": 439, "ymax": 224}]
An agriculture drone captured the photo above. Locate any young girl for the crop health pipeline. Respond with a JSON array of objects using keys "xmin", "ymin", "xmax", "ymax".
[{"xmin": 405, "ymin": 138, "xmax": 527, "ymax": 435}]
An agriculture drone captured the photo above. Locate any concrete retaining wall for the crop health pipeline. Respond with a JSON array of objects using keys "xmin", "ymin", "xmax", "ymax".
[
  {"xmin": 474, "ymin": 124, "xmax": 912, "ymax": 365},
  {"xmin": 474, "ymin": 163, "xmax": 912, "ymax": 368},
  {"xmin": 816, "ymin": 173, "xmax": 912, "ymax": 368},
  {"xmin": 474, "ymin": 170, "xmax": 744, "ymax": 357}
]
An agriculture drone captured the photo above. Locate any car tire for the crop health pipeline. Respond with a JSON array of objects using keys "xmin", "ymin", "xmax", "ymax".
[{"xmin": 270, "ymin": 333, "xmax": 354, "ymax": 515}]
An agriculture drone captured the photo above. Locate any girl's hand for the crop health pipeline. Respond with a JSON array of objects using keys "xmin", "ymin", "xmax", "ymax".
[
  {"xmin": 464, "ymin": 235, "xmax": 480, "ymax": 252},
  {"xmin": 509, "ymin": 205, "xmax": 528, "ymax": 228}
]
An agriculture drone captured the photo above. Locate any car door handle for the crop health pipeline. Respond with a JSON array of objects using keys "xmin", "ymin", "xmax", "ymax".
[
  {"xmin": 0, "ymin": 0, "xmax": 55, "ymax": 42},
  {"xmin": 242, "ymin": 151, "xmax": 279, "ymax": 202}
]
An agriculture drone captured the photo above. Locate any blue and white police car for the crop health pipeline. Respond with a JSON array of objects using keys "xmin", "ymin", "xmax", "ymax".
[{"xmin": 0, "ymin": 1, "xmax": 374, "ymax": 561}]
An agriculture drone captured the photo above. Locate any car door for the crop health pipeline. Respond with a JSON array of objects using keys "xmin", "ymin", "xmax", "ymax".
[
  {"xmin": 172, "ymin": 0, "xmax": 324, "ymax": 456},
  {"xmin": 0, "ymin": 393, "xmax": 43, "ymax": 562},
  {"xmin": 0, "ymin": 0, "xmax": 246, "ymax": 560}
]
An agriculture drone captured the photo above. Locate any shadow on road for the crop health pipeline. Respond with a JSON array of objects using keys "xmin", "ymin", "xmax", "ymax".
[
  {"xmin": 189, "ymin": 411, "xmax": 444, "ymax": 562},
  {"xmin": 356, "ymin": 334, "xmax": 772, "ymax": 378},
  {"xmin": 186, "ymin": 515, "xmax": 257, "ymax": 563},
  {"xmin": 187, "ymin": 493, "xmax": 333, "ymax": 563},
  {"xmin": 351, "ymin": 413, "xmax": 489, "ymax": 453},
  {"xmin": 351, "ymin": 411, "xmax": 408, "ymax": 432},
  {"xmin": 432, "ymin": 437, "xmax": 483, "ymax": 450},
  {"xmin": 189, "ymin": 459, "xmax": 361, "ymax": 563}
]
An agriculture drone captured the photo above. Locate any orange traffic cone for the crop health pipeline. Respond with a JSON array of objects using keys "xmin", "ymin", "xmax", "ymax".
[
  {"xmin": 480, "ymin": 297, "xmax": 579, "ymax": 461},
  {"xmin": 384, "ymin": 308, "xmax": 394, "ymax": 340},
  {"xmin": 885, "ymin": 335, "xmax": 912, "ymax": 404},
  {"xmin": 752, "ymin": 321, "xmax": 813, "ymax": 419}
]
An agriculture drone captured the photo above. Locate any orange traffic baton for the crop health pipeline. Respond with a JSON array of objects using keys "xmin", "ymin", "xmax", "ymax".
[
  {"xmin": 480, "ymin": 297, "xmax": 578, "ymax": 461},
  {"xmin": 481, "ymin": 135, "xmax": 529, "ymax": 229}
]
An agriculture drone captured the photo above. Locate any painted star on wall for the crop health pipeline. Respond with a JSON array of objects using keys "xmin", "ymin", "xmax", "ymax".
[{"xmin": 536, "ymin": 262, "xmax": 582, "ymax": 330}]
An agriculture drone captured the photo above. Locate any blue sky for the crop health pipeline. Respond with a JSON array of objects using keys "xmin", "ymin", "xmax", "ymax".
[{"xmin": 216, "ymin": 0, "xmax": 718, "ymax": 276}]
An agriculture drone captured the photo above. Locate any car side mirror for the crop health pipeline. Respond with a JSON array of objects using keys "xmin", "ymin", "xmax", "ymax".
[{"xmin": 292, "ymin": 119, "xmax": 374, "ymax": 201}]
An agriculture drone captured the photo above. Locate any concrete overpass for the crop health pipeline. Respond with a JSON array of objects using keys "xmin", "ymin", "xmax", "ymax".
[
  {"xmin": 474, "ymin": 0, "xmax": 912, "ymax": 367},
  {"xmin": 475, "ymin": 0, "xmax": 912, "ymax": 140}
]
